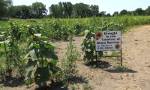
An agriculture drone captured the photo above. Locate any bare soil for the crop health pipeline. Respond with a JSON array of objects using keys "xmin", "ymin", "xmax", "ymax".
[{"xmin": 1, "ymin": 25, "xmax": 150, "ymax": 90}]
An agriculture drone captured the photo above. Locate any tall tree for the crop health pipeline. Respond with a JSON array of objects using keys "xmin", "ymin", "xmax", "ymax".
[
  {"xmin": 90, "ymin": 5, "xmax": 99, "ymax": 16},
  {"xmin": 49, "ymin": 4, "xmax": 62, "ymax": 18},
  {"xmin": 120, "ymin": 9, "xmax": 128, "ymax": 15},
  {"xmin": 0, "ymin": 0, "xmax": 12, "ymax": 18},
  {"xmin": 74, "ymin": 3, "xmax": 90, "ymax": 17},
  {"xmin": 146, "ymin": 6, "xmax": 150, "ymax": 15},
  {"xmin": 31, "ymin": 2, "xmax": 47, "ymax": 18},
  {"xmin": 113, "ymin": 11, "xmax": 119, "ymax": 16},
  {"xmin": 9, "ymin": 5, "xmax": 31, "ymax": 19},
  {"xmin": 99, "ymin": 11, "xmax": 106, "ymax": 16},
  {"xmin": 63, "ymin": 2, "xmax": 73, "ymax": 17},
  {"xmin": 50, "ymin": 2, "xmax": 73, "ymax": 18},
  {"xmin": 49, "ymin": 2, "xmax": 100, "ymax": 18},
  {"xmin": 134, "ymin": 8, "xmax": 145, "ymax": 15},
  {"xmin": 49, "ymin": 4, "xmax": 56, "ymax": 17},
  {"xmin": 58, "ymin": 2, "xmax": 64, "ymax": 17}
]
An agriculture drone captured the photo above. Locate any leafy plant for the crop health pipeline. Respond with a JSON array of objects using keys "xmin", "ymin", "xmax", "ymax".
[
  {"xmin": 81, "ymin": 30, "xmax": 103, "ymax": 63},
  {"xmin": 25, "ymin": 32, "xmax": 62, "ymax": 88},
  {"xmin": 62, "ymin": 35, "xmax": 80, "ymax": 84},
  {"xmin": 48, "ymin": 21, "xmax": 70, "ymax": 41},
  {"xmin": 74, "ymin": 23, "xmax": 84, "ymax": 35},
  {"xmin": 3, "ymin": 22, "xmax": 25, "ymax": 78}
]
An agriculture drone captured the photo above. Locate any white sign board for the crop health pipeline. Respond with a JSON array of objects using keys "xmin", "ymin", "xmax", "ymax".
[{"xmin": 96, "ymin": 31, "xmax": 122, "ymax": 51}]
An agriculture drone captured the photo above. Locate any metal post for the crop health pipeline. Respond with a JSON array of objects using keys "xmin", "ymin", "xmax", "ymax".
[
  {"xmin": 96, "ymin": 51, "xmax": 98, "ymax": 61},
  {"xmin": 120, "ymin": 31, "xmax": 123, "ymax": 66},
  {"xmin": 120, "ymin": 49, "xmax": 123, "ymax": 66}
]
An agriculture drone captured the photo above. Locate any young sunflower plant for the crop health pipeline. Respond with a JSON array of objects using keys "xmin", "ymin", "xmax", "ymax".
[
  {"xmin": 81, "ymin": 30, "xmax": 103, "ymax": 63},
  {"xmin": 25, "ymin": 30, "xmax": 62, "ymax": 88}
]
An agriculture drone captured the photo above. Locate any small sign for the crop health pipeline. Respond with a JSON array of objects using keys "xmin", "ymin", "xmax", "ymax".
[{"xmin": 96, "ymin": 31, "xmax": 122, "ymax": 51}]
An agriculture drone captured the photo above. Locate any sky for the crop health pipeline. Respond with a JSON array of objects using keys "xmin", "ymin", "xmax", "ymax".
[{"xmin": 12, "ymin": 0, "xmax": 150, "ymax": 14}]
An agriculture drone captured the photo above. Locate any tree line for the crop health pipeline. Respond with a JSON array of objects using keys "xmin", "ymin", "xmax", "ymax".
[
  {"xmin": 9, "ymin": 2, "xmax": 47, "ymax": 19},
  {"xmin": 0, "ymin": 0, "xmax": 47, "ymax": 19},
  {"xmin": 49, "ymin": 2, "xmax": 99, "ymax": 18},
  {"xmin": 113, "ymin": 7, "xmax": 150, "ymax": 16},
  {"xmin": 0, "ymin": 0, "xmax": 150, "ymax": 19}
]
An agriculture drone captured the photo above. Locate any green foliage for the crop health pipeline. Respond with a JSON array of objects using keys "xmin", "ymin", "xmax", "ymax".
[
  {"xmin": 50, "ymin": 2, "xmax": 73, "ymax": 18},
  {"xmin": 1, "ymin": 16, "xmax": 150, "ymax": 36},
  {"xmin": 0, "ymin": 0, "xmax": 12, "ymax": 18},
  {"xmin": 62, "ymin": 35, "xmax": 80, "ymax": 83},
  {"xmin": 0, "ymin": 22, "xmax": 66, "ymax": 88},
  {"xmin": 49, "ymin": 2, "xmax": 99, "ymax": 18},
  {"xmin": 8, "ymin": 2, "xmax": 47, "ymax": 19},
  {"xmin": 25, "ymin": 32, "xmax": 62, "ymax": 87},
  {"xmin": 9, "ymin": 5, "xmax": 32, "ymax": 19},
  {"xmin": 74, "ymin": 23, "xmax": 84, "ymax": 35},
  {"xmin": 81, "ymin": 30, "xmax": 100, "ymax": 62},
  {"xmin": 3, "ymin": 22, "xmax": 25, "ymax": 77},
  {"xmin": 47, "ymin": 21, "xmax": 70, "ymax": 40},
  {"xmin": 120, "ymin": 10, "xmax": 128, "ymax": 15},
  {"xmin": 31, "ymin": 2, "xmax": 47, "ymax": 18}
]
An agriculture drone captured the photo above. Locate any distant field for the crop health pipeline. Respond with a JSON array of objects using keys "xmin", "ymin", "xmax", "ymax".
[{"xmin": 1, "ymin": 16, "xmax": 150, "ymax": 32}]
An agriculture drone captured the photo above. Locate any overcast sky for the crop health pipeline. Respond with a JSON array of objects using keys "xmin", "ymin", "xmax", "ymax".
[{"xmin": 12, "ymin": 0, "xmax": 150, "ymax": 14}]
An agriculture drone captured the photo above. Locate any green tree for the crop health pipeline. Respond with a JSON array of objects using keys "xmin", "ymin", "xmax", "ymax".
[
  {"xmin": 120, "ymin": 9, "xmax": 128, "ymax": 15},
  {"xmin": 106, "ymin": 13, "xmax": 111, "ymax": 17},
  {"xmin": 74, "ymin": 3, "xmax": 91, "ymax": 17},
  {"xmin": 99, "ymin": 11, "xmax": 106, "ymax": 16},
  {"xmin": 113, "ymin": 11, "xmax": 119, "ymax": 16},
  {"xmin": 0, "ymin": 0, "xmax": 12, "ymax": 18},
  {"xmin": 90, "ymin": 5, "xmax": 99, "ymax": 16},
  {"xmin": 134, "ymin": 8, "xmax": 145, "ymax": 16},
  {"xmin": 145, "ymin": 6, "xmax": 150, "ymax": 15},
  {"xmin": 31, "ymin": 2, "xmax": 47, "ymax": 18},
  {"xmin": 58, "ymin": 2, "xmax": 64, "ymax": 17},
  {"xmin": 63, "ymin": 2, "xmax": 73, "ymax": 17},
  {"xmin": 9, "ymin": 5, "xmax": 31, "ymax": 19},
  {"xmin": 49, "ymin": 2, "xmax": 100, "ymax": 18},
  {"xmin": 49, "ymin": 4, "xmax": 62, "ymax": 18},
  {"xmin": 50, "ymin": 2, "xmax": 73, "ymax": 18}
]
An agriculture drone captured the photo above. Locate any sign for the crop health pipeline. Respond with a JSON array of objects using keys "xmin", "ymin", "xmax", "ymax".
[{"xmin": 96, "ymin": 31, "xmax": 122, "ymax": 51}]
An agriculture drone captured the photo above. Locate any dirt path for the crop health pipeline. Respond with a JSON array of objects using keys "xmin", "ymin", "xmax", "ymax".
[
  {"xmin": 55, "ymin": 25, "xmax": 150, "ymax": 90},
  {"xmin": 1, "ymin": 25, "xmax": 150, "ymax": 90},
  {"xmin": 84, "ymin": 25, "xmax": 150, "ymax": 90},
  {"xmin": 84, "ymin": 25, "xmax": 147, "ymax": 90}
]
